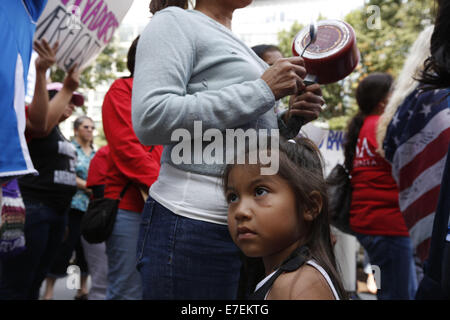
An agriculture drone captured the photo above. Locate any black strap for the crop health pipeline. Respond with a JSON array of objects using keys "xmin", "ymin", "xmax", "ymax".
[
  {"xmin": 248, "ymin": 245, "xmax": 309, "ymax": 300},
  {"xmin": 118, "ymin": 145, "xmax": 155, "ymax": 200},
  {"xmin": 118, "ymin": 181, "xmax": 133, "ymax": 200}
]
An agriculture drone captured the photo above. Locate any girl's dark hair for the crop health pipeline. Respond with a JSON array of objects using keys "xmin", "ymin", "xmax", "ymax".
[
  {"xmin": 343, "ymin": 73, "xmax": 393, "ymax": 172},
  {"xmin": 418, "ymin": 0, "xmax": 450, "ymax": 90},
  {"xmin": 127, "ymin": 36, "xmax": 140, "ymax": 77},
  {"xmin": 149, "ymin": 0, "xmax": 188, "ymax": 14},
  {"xmin": 251, "ymin": 44, "xmax": 282, "ymax": 60},
  {"xmin": 73, "ymin": 115, "xmax": 93, "ymax": 131},
  {"xmin": 223, "ymin": 137, "xmax": 348, "ymax": 300}
]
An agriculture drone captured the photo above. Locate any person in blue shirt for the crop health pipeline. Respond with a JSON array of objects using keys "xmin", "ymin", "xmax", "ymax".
[{"xmin": 0, "ymin": 0, "xmax": 48, "ymax": 183}]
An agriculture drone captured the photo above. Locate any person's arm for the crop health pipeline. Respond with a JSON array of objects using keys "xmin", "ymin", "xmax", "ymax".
[
  {"xmin": 269, "ymin": 266, "xmax": 336, "ymax": 300},
  {"xmin": 104, "ymin": 82, "xmax": 161, "ymax": 189},
  {"xmin": 277, "ymin": 84, "xmax": 325, "ymax": 139},
  {"xmin": 76, "ymin": 176, "xmax": 91, "ymax": 195},
  {"xmin": 26, "ymin": 39, "xmax": 58, "ymax": 136},
  {"xmin": 132, "ymin": 10, "xmax": 305, "ymax": 146},
  {"xmin": 42, "ymin": 65, "xmax": 80, "ymax": 135}
]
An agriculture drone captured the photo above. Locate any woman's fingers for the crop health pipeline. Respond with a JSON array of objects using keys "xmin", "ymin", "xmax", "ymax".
[
  {"xmin": 293, "ymin": 90, "xmax": 325, "ymax": 105},
  {"xmin": 289, "ymin": 102, "xmax": 323, "ymax": 121},
  {"xmin": 291, "ymin": 64, "xmax": 307, "ymax": 79},
  {"xmin": 51, "ymin": 40, "xmax": 59, "ymax": 53},
  {"xmin": 261, "ymin": 56, "xmax": 308, "ymax": 100},
  {"xmin": 286, "ymin": 56, "xmax": 305, "ymax": 67},
  {"xmin": 304, "ymin": 83, "xmax": 322, "ymax": 96},
  {"xmin": 33, "ymin": 40, "xmax": 44, "ymax": 54},
  {"xmin": 287, "ymin": 83, "xmax": 326, "ymax": 123},
  {"xmin": 41, "ymin": 38, "xmax": 52, "ymax": 52}
]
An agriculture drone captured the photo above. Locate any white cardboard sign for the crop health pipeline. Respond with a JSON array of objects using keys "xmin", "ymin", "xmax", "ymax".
[
  {"xmin": 300, "ymin": 123, "xmax": 346, "ymax": 177},
  {"xmin": 34, "ymin": 0, "xmax": 134, "ymax": 72}
]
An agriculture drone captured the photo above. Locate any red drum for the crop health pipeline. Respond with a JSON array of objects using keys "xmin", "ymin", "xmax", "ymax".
[{"xmin": 292, "ymin": 20, "xmax": 360, "ymax": 84}]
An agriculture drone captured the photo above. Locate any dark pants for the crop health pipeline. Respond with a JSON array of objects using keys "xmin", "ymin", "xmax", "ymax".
[
  {"xmin": 356, "ymin": 234, "xmax": 418, "ymax": 300},
  {"xmin": 47, "ymin": 208, "xmax": 88, "ymax": 278},
  {"xmin": 136, "ymin": 196, "xmax": 241, "ymax": 299},
  {"xmin": 0, "ymin": 200, "xmax": 68, "ymax": 300}
]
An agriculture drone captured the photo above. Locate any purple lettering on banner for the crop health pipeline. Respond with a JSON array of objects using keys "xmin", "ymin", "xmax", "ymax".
[
  {"xmin": 61, "ymin": 0, "xmax": 82, "ymax": 7},
  {"xmin": 99, "ymin": 12, "xmax": 118, "ymax": 43},
  {"xmin": 82, "ymin": 0, "xmax": 103, "ymax": 26},
  {"xmin": 88, "ymin": 2, "xmax": 108, "ymax": 31},
  {"xmin": 81, "ymin": 0, "xmax": 97, "ymax": 21},
  {"xmin": 36, "ymin": 0, "xmax": 131, "ymax": 70}
]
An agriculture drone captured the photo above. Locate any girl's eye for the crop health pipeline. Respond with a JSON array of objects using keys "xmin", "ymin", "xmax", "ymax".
[
  {"xmin": 255, "ymin": 187, "xmax": 268, "ymax": 197},
  {"xmin": 226, "ymin": 193, "xmax": 238, "ymax": 203}
]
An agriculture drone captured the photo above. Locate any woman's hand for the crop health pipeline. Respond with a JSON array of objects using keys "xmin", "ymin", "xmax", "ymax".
[
  {"xmin": 261, "ymin": 57, "xmax": 307, "ymax": 100},
  {"xmin": 63, "ymin": 64, "xmax": 81, "ymax": 93},
  {"xmin": 284, "ymin": 83, "xmax": 325, "ymax": 124},
  {"xmin": 34, "ymin": 39, "xmax": 58, "ymax": 72}
]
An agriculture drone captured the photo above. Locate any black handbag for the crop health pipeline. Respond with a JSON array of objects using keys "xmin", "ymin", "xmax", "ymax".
[
  {"xmin": 81, "ymin": 181, "xmax": 132, "ymax": 244},
  {"xmin": 326, "ymin": 164, "xmax": 354, "ymax": 235}
]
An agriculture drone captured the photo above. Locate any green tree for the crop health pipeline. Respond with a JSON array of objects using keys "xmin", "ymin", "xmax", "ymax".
[
  {"xmin": 277, "ymin": 0, "xmax": 435, "ymax": 129},
  {"xmin": 346, "ymin": 0, "xmax": 434, "ymax": 80}
]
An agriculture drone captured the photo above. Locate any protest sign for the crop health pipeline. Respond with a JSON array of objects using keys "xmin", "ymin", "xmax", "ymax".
[
  {"xmin": 34, "ymin": 0, "xmax": 133, "ymax": 72},
  {"xmin": 300, "ymin": 123, "xmax": 346, "ymax": 177}
]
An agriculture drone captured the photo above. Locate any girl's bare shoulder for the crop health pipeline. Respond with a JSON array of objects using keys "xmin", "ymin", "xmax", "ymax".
[{"xmin": 267, "ymin": 264, "xmax": 336, "ymax": 300}]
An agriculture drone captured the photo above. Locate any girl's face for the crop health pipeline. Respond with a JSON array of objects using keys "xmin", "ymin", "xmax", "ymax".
[{"xmin": 226, "ymin": 164, "xmax": 304, "ymax": 261}]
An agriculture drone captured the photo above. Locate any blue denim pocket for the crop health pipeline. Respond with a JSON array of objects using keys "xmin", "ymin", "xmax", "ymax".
[{"xmin": 136, "ymin": 198, "xmax": 155, "ymax": 266}]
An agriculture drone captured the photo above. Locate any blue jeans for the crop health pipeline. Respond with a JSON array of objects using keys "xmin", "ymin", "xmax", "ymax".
[
  {"xmin": 105, "ymin": 209, "xmax": 143, "ymax": 300},
  {"xmin": 136, "ymin": 197, "xmax": 241, "ymax": 299},
  {"xmin": 356, "ymin": 234, "xmax": 418, "ymax": 300},
  {"xmin": 0, "ymin": 200, "xmax": 67, "ymax": 300}
]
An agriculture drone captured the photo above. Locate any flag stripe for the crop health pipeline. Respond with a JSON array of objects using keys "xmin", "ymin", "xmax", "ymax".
[
  {"xmin": 402, "ymin": 186, "xmax": 440, "ymax": 229},
  {"xmin": 391, "ymin": 109, "xmax": 450, "ymax": 182},
  {"xmin": 409, "ymin": 212, "xmax": 435, "ymax": 249},
  {"xmin": 398, "ymin": 157, "xmax": 447, "ymax": 211},
  {"xmin": 399, "ymin": 128, "xmax": 450, "ymax": 191}
]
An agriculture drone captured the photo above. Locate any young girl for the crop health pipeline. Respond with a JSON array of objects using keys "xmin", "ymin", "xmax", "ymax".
[{"xmin": 223, "ymin": 138, "xmax": 347, "ymax": 300}]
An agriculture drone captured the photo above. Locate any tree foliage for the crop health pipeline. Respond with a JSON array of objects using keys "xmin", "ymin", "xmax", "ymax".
[{"xmin": 277, "ymin": 0, "xmax": 435, "ymax": 129}]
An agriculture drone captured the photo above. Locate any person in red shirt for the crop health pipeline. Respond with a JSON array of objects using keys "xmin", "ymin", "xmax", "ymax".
[
  {"xmin": 101, "ymin": 36, "xmax": 162, "ymax": 300},
  {"xmin": 343, "ymin": 73, "xmax": 417, "ymax": 300},
  {"xmin": 86, "ymin": 145, "xmax": 110, "ymax": 199}
]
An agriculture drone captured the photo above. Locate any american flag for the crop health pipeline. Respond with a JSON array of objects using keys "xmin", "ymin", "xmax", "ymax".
[{"xmin": 384, "ymin": 87, "xmax": 450, "ymax": 262}]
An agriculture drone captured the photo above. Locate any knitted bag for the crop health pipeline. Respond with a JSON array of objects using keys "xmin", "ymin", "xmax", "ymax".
[{"xmin": 0, "ymin": 179, "xmax": 26, "ymax": 259}]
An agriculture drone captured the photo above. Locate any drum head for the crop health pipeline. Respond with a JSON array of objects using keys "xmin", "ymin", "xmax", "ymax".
[{"xmin": 293, "ymin": 20, "xmax": 360, "ymax": 84}]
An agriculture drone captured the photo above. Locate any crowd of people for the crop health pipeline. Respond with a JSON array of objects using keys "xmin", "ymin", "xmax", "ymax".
[{"xmin": 0, "ymin": 0, "xmax": 449, "ymax": 301}]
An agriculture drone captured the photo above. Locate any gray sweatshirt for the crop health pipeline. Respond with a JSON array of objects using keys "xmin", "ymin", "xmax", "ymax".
[{"xmin": 132, "ymin": 7, "xmax": 300, "ymax": 177}]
